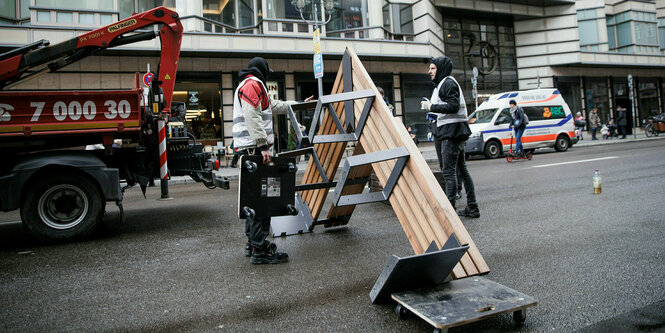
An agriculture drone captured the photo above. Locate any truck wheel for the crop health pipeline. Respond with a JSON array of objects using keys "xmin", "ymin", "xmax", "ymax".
[
  {"xmin": 21, "ymin": 172, "xmax": 103, "ymax": 242},
  {"xmin": 484, "ymin": 141, "xmax": 502, "ymax": 159},
  {"xmin": 554, "ymin": 134, "xmax": 570, "ymax": 152}
]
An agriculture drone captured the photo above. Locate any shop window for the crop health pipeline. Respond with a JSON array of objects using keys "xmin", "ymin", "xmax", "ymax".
[
  {"xmin": 172, "ymin": 82, "xmax": 222, "ymax": 142},
  {"xmin": 326, "ymin": 0, "xmax": 368, "ymax": 32},
  {"xmin": 585, "ymin": 77, "xmax": 610, "ymax": 123},
  {"xmin": 638, "ymin": 79, "xmax": 659, "ymax": 120}
]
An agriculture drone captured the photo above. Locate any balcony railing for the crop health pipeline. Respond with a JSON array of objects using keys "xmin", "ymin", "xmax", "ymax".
[{"xmin": 179, "ymin": 15, "xmax": 417, "ymax": 42}]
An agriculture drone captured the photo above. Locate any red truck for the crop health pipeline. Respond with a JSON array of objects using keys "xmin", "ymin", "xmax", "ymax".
[{"xmin": 0, "ymin": 7, "xmax": 227, "ymax": 242}]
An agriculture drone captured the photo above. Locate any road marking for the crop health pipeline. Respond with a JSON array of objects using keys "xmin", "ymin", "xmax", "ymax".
[
  {"xmin": 0, "ymin": 220, "xmax": 22, "ymax": 226},
  {"xmin": 531, "ymin": 156, "xmax": 619, "ymax": 168}
]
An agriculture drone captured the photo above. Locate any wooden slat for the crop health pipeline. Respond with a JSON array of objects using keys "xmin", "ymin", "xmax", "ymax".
[
  {"xmin": 346, "ymin": 48, "xmax": 488, "ymax": 276},
  {"xmin": 298, "ymin": 47, "xmax": 489, "ymax": 278}
]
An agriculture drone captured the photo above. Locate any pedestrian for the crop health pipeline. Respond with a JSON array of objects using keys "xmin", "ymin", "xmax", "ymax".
[
  {"xmin": 600, "ymin": 123, "xmax": 609, "ymax": 140},
  {"xmin": 616, "ymin": 105, "xmax": 627, "ymax": 139},
  {"xmin": 421, "ymin": 56, "xmax": 479, "ymax": 218},
  {"xmin": 377, "ymin": 86, "xmax": 394, "ymax": 115},
  {"xmin": 407, "ymin": 126, "xmax": 419, "ymax": 146},
  {"xmin": 233, "ymin": 57, "xmax": 311, "ymax": 264},
  {"xmin": 229, "ymin": 140, "xmax": 238, "ymax": 168},
  {"xmin": 574, "ymin": 112, "xmax": 586, "ymax": 140},
  {"xmin": 509, "ymin": 99, "xmax": 529, "ymax": 156},
  {"xmin": 608, "ymin": 119, "xmax": 618, "ymax": 139},
  {"xmin": 589, "ymin": 108, "xmax": 600, "ymax": 140}
]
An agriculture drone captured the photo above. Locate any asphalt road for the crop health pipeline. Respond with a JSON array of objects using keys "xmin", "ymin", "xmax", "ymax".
[{"xmin": 1, "ymin": 139, "xmax": 664, "ymax": 332}]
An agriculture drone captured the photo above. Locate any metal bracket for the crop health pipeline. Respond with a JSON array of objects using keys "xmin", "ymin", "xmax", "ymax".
[
  {"xmin": 277, "ymin": 146, "xmax": 330, "ymax": 183},
  {"xmin": 270, "ymin": 192, "xmax": 313, "ymax": 237},
  {"xmin": 310, "ymin": 90, "xmax": 375, "ymax": 144},
  {"xmin": 369, "ymin": 234, "xmax": 468, "ymax": 304},
  {"xmin": 332, "ymin": 147, "xmax": 409, "ymax": 207}
]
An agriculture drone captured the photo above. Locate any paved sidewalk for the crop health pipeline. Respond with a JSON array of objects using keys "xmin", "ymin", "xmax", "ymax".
[{"xmin": 171, "ymin": 129, "xmax": 665, "ymax": 185}]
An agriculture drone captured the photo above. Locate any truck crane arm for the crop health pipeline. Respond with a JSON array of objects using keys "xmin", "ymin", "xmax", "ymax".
[{"xmin": 0, "ymin": 6, "xmax": 182, "ymax": 112}]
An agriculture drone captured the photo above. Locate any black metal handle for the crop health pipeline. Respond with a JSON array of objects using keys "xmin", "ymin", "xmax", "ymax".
[
  {"xmin": 245, "ymin": 160, "xmax": 257, "ymax": 173},
  {"xmin": 242, "ymin": 206, "xmax": 255, "ymax": 219},
  {"xmin": 286, "ymin": 204, "xmax": 298, "ymax": 216}
]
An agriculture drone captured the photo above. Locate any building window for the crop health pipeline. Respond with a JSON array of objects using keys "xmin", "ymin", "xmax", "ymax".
[
  {"xmin": 56, "ymin": 11, "xmax": 73, "ymax": 23},
  {"xmin": 579, "ymin": 20, "xmax": 599, "ymax": 45},
  {"xmin": 203, "ymin": 0, "xmax": 236, "ymax": 31},
  {"xmin": 616, "ymin": 22, "xmax": 632, "ymax": 47},
  {"xmin": 326, "ymin": 0, "xmax": 368, "ymax": 32},
  {"xmin": 238, "ymin": 0, "xmax": 254, "ymax": 28},
  {"xmin": 78, "ymin": 13, "xmax": 94, "ymax": 24},
  {"xmin": 265, "ymin": 0, "xmax": 312, "ymax": 21},
  {"xmin": 659, "ymin": 17, "xmax": 665, "ymax": 49},
  {"xmin": 577, "ymin": 8, "xmax": 602, "ymax": 49},
  {"xmin": 35, "ymin": 0, "xmax": 114, "ymax": 11},
  {"xmin": 36, "ymin": 10, "xmax": 50, "ymax": 22},
  {"xmin": 0, "ymin": 0, "xmax": 30, "ymax": 24},
  {"xmin": 119, "ymin": 0, "xmax": 170, "ymax": 19},
  {"xmin": 382, "ymin": 2, "xmax": 413, "ymax": 35},
  {"xmin": 100, "ymin": 14, "xmax": 113, "ymax": 25}
]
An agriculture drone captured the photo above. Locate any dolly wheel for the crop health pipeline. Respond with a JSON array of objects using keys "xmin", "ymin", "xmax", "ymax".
[
  {"xmin": 513, "ymin": 309, "xmax": 526, "ymax": 324},
  {"xmin": 395, "ymin": 304, "xmax": 411, "ymax": 319},
  {"xmin": 507, "ymin": 156, "xmax": 513, "ymax": 163}
]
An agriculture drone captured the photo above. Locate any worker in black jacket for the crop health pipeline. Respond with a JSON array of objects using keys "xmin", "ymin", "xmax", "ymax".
[{"xmin": 421, "ymin": 56, "xmax": 479, "ymax": 218}]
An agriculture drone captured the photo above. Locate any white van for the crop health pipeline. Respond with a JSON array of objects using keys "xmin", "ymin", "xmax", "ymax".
[{"xmin": 464, "ymin": 89, "xmax": 578, "ymax": 158}]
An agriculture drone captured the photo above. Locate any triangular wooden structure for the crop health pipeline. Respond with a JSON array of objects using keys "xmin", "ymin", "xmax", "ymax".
[{"xmin": 298, "ymin": 47, "xmax": 489, "ymax": 279}]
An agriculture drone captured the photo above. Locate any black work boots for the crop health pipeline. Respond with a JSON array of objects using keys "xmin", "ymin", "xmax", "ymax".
[
  {"xmin": 457, "ymin": 205, "xmax": 480, "ymax": 218},
  {"xmin": 246, "ymin": 242, "xmax": 289, "ymax": 264}
]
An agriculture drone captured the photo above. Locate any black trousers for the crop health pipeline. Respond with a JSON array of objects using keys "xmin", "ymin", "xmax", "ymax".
[
  {"xmin": 434, "ymin": 137, "xmax": 463, "ymax": 194},
  {"xmin": 239, "ymin": 149, "xmax": 271, "ymax": 249},
  {"xmin": 440, "ymin": 139, "xmax": 477, "ymax": 209}
]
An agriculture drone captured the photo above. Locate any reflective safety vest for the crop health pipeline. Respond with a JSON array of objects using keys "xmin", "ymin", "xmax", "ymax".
[
  {"xmin": 431, "ymin": 76, "xmax": 468, "ymax": 127},
  {"xmin": 232, "ymin": 76, "xmax": 273, "ymax": 149}
]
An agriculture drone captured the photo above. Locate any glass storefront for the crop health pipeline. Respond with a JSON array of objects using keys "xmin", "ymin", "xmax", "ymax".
[
  {"xmin": 172, "ymin": 73, "xmax": 222, "ymax": 145},
  {"xmin": 584, "ymin": 77, "xmax": 610, "ymax": 124},
  {"xmin": 612, "ymin": 77, "xmax": 633, "ymax": 134},
  {"xmin": 556, "ymin": 77, "xmax": 583, "ymax": 120},
  {"xmin": 637, "ymin": 78, "xmax": 660, "ymax": 120},
  {"xmin": 401, "ymin": 73, "xmax": 432, "ymax": 142}
]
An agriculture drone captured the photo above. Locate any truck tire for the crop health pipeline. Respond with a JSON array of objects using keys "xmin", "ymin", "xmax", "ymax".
[
  {"xmin": 484, "ymin": 140, "xmax": 502, "ymax": 159},
  {"xmin": 554, "ymin": 134, "xmax": 570, "ymax": 152},
  {"xmin": 21, "ymin": 172, "xmax": 103, "ymax": 242}
]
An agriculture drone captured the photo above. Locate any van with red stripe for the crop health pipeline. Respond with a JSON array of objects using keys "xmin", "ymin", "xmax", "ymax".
[{"xmin": 464, "ymin": 89, "xmax": 578, "ymax": 158}]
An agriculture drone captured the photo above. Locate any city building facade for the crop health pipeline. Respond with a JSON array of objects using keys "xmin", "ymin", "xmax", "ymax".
[{"xmin": 2, "ymin": 0, "xmax": 665, "ymax": 147}]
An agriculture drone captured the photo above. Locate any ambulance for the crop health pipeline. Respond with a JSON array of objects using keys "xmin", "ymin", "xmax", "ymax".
[{"xmin": 464, "ymin": 89, "xmax": 578, "ymax": 158}]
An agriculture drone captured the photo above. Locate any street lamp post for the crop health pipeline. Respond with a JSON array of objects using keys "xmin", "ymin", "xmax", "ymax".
[{"xmin": 292, "ymin": 0, "xmax": 334, "ymax": 98}]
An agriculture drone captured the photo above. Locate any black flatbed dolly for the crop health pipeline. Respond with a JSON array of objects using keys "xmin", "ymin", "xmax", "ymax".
[{"xmin": 391, "ymin": 276, "xmax": 537, "ymax": 333}]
